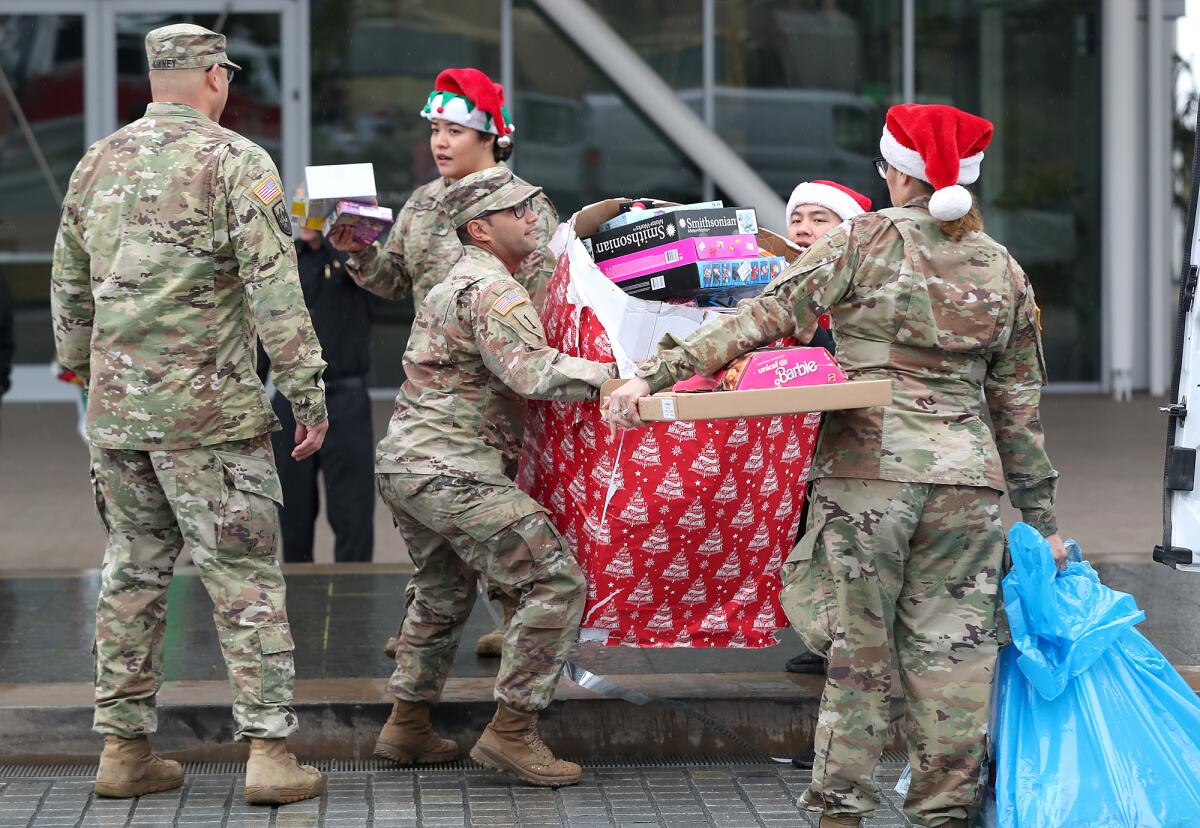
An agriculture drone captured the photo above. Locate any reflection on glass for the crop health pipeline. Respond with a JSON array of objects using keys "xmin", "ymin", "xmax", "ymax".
[
  {"xmin": 114, "ymin": 13, "xmax": 283, "ymax": 168},
  {"xmin": 916, "ymin": 1, "xmax": 1101, "ymax": 383},
  {"xmin": 0, "ymin": 14, "xmax": 85, "ymax": 365},
  {"xmin": 713, "ymin": 0, "xmax": 900, "ymax": 208},
  {"xmin": 309, "ymin": 0, "xmax": 501, "ymax": 387}
]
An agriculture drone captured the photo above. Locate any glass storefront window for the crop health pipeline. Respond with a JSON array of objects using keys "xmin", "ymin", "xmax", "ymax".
[
  {"xmin": 0, "ymin": 13, "xmax": 85, "ymax": 367},
  {"xmin": 713, "ymin": 0, "xmax": 901, "ymax": 210},
  {"xmin": 916, "ymin": 0, "xmax": 1103, "ymax": 383}
]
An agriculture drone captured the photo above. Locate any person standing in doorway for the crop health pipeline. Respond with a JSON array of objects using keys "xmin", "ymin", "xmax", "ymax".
[{"xmin": 260, "ymin": 221, "xmax": 375, "ymax": 563}]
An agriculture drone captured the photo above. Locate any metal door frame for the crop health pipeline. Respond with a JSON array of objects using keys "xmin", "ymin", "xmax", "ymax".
[{"xmin": 96, "ymin": 0, "xmax": 308, "ymax": 191}]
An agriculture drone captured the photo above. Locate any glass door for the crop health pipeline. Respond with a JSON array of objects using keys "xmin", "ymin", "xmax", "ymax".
[{"xmin": 98, "ymin": 0, "xmax": 306, "ymax": 190}]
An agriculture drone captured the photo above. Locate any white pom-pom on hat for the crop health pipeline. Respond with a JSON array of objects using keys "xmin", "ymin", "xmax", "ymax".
[{"xmin": 928, "ymin": 185, "xmax": 973, "ymax": 221}]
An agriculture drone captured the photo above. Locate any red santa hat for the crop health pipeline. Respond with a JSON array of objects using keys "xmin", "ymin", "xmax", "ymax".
[
  {"xmin": 785, "ymin": 180, "xmax": 871, "ymax": 227},
  {"xmin": 879, "ymin": 104, "xmax": 993, "ymax": 221},
  {"xmin": 420, "ymin": 68, "xmax": 515, "ymax": 145}
]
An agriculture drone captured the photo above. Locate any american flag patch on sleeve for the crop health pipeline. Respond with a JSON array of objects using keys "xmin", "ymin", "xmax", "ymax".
[
  {"xmin": 491, "ymin": 289, "xmax": 529, "ymax": 316},
  {"xmin": 252, "ymin": 176, "xmax": 283, "ymax": 205}
]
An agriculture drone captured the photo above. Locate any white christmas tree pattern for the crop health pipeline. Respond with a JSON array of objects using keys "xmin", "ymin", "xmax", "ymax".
[
  {"xmin": 666, "ymin": 419, "xmax": 697, "ymax": 441},
  {"xmin": 676, "ymin": 498, "xmax": 707, "ymax": 530},
  {"xmin": 715, "ymin": 550, "xmax": 742, "ymax": 580},
  {"xmin": 619, "ymin": 490, "xmax": 650, "ymax": 525},
  {"xmin": 731, "ymin": 499, "xmax": 756, "ymax": 528},
  {"xmin": 605, "ymin": 546, "xmax": 635, "ymax": 578},
  {"xmin": 646, "ymin": 604, "xmax": 674, "ymax": 631},
  {"xmin": 585, "ymin": 511, "xmax": 612, "ymax": 545},
  {"xmin": 654, "ymin": 465, "xmax": 686, "ymax": 500},
  {"xmin": 680, "ymin": 578, "xmax": 708, "ymax": 605},
  {"xmin": 748, "ymin": 522, "xmax": 773, "ymax": 551},
  {"xmin": 689, "ymin": 440, "xmax": 721, "ymax": 477},
  {"xmin": 731, "ymin": 576, "xmax": 759, "ymax": 605},
  {"xmin": 631, "ymin": 433, "xmax": 662, "ymax": 467},
  {"xmin": 727, "ymin": 419, "xmax": 751, "ymax": 447},
  {"xmin": 764, "ymin": 550, "xmax": 784, "ymax": 575},
  {"xmin": 745, "ymin": 441, "xmax": 765, "ymax": 472},
  {"xmin": 626, "ymin": 576, "xmax": 657, "ymax": 605},
  {"xmin": 660, "ymin": 551, "xmax": 689, "ymax": 581},
  {"xmin": 728, "ymin": 630, "xmax": 749, "ymax": 648},
  {"xmin": 569, "ymin": 469, "xmax": 588, "ymax": 504},
  {"xmin": 753, "ymin": 604, "xmax": 778, "ymax": 631},
  {"xmin": 781, "ymin": 432, "xmax": 804, "ymax": 462},
  {"xmin": 697, "ymin": 525, "xmax": 725, "ymax": 556},
  {"xmin": 621, "ymin": 627, "xmax": 639, "ymax": 646},
  {"xmin": 674, "ymin": 627, "xmax": 694, "ymax": 646},
  {"xmin": 700, "ymin": 604, "xmax": 729, "ymax": 632},
  {"xmin": 561, "ymin": 433, "xmax": 575, "ymax": 463},
  {"xmin": 593, "ymin": 601, "xmax": 621, "ymax": 630},
  {"xmin": 580, "ymin": 418, "xmax": 597, "ymax": 451},
  {"xmin": 804, "ymin": 412, "xmax": 822, "ymax": 427},
  {"xmin": 766, "ymin": 417, "xmax": 785, "ymax": 438},
  {"xmin": 564, "ymin": 523, "xmax": 579, "ymax": 555},
  {"xmin": 642, "ymin": 522, "xmax": 671, "ymax": 553},
  {"xmin": 713, "ymin": 473, "xmax": 739, "ymax": 504},
  {"xmin": 585, "ymin": 571, "xmax": 598, "ymax": 600},
  {"xmin": 551, "ymin": 485, "xmax": 566, "ymax": 512},
  {"xmin": 539, "ymin": 443, "xmax": 555, "ymax": 473},
  {"xmin": 773, "ymin": 487, "xmax": 794, "ymax": 521},
  {"xmin": 759, "ymin": 466, "xmax": 780, "ymax": 497}
]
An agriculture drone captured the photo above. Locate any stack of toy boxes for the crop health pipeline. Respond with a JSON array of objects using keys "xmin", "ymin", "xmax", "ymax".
[{"xmin": 582, "ymin": 201, "xmax": 786, "ymax": 308}]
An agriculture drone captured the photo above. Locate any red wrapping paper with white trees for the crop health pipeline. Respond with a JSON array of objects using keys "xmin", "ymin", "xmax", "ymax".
[{"xmin": 517, "ymin": 241, "xmax": 821, "ymax": 648}]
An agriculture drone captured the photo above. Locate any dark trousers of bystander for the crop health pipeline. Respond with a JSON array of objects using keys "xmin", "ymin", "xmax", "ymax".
[{"xmin": 270, "ymin": 376, "xmax": 375, "ymax": 563}]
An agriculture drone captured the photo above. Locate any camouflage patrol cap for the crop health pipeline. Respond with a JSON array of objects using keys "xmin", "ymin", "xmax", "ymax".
[
  {"xmin": 446, "ymin": 167, "xmax": 542, "ymax": 230},
  {"xmin": 145, "ymin": 23, "xmax": 242, "ymax": 72}
]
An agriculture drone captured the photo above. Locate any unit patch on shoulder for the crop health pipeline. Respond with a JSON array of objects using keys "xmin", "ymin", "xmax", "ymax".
[
  {"xmin": 271, "ymin": 200, "xmax": 291, "ymax": 234},
  {"xmin": 252, "ymin": 176, "xmax": 283, "ymax": 206},
  {"xmin": 491, "ymin": 289, "xmax": 529, "ymax": 316}
]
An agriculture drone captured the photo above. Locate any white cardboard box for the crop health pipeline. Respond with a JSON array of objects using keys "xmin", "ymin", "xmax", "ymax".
[{"xmin": 303, "ymin": 163, "xmax": 378, "ymax": 219}]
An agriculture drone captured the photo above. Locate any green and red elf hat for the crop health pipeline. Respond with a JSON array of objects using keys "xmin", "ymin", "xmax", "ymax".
[{"xmin": 420, "ymin": 67, "xmax": 515, "ymax": 147}]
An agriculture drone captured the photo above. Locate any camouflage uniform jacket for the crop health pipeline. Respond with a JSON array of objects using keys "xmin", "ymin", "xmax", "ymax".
[
  {"xmin": 345, "ymin": 166, "xmax": 557, "ymax": 312},
  {"xmin": 51, "ymin": 102, "xmax": 326, "ymax": 450},
  {"xmin": 637, "ymin": 197, "xmax": 1059, "ymax": 534},
  {"xmin": 377, "ymin": 245, "xmax": 615, "ymax": 483}
]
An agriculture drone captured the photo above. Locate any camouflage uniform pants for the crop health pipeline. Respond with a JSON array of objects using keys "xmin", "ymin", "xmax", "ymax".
[
  {"xmin": 789, "ymin": 477, "xmax": 1004, "ymax": 827},
  {"xmin": 377, "ymin": 473, "xmax": 585, "ymax": 712},
  {"xmin": 89, "ymin": 433, "xmax": 298, "ymax": 740}
]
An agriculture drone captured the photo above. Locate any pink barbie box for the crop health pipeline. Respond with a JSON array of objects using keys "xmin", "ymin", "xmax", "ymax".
[
  {"xmin": 672, "ymin": 346, "xmax": 846, "ymax": 393},
  {"xmin": 597, "ymin": 234, "xmax": 759, "ymax": 283},
  {"xmin": 731, "ymin": 346, "xmax": 847, "ymax": 390}
]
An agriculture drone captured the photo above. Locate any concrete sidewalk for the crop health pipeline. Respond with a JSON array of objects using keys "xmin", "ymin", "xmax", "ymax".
[{"xmin": 0, "ymin": 394, "xmax": 1170, "ymax": 568}]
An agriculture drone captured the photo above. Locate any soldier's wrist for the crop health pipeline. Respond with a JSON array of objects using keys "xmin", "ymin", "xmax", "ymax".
[
  {"xmin": 1021, "ymin": 509, "xmax": 1058, "ymax": 537},
  {"xmin": 635, "ymin": 358, "xmax": 672, "ymax": 394},
  {"xmin": 293, "ymin": 401, "xmax": 328, "ymax": 428}
]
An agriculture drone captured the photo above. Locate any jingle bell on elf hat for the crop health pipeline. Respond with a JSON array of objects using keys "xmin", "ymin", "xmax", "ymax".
[
  {"xmin": 420, "ymin": 67, "xmax": 515, "ymax": 148},
  {"xmin": 878, "ymin": 103, "xmax": 994, "ymax": 221},
  {"xmin": 784, "ymin": 180, "xmax": 872, "ymax": 227}
]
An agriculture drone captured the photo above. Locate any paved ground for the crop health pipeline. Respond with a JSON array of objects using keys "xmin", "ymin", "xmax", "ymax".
[
  {"xmin": 0, "ymin": 763, "xmax": 916, "ymax": 827},
  {"xmin": 0, "ymin": 394, "xmax": 1170, "ymax": 569}
]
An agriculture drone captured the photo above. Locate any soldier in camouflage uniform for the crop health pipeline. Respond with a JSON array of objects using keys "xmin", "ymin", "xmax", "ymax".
[
  {"xmin": 328, "ymin": 67, "xmax": 556, "ymax": 660},
  {"xmin": 371, "ymin": 166, "xmax": 614, "ymax": 788},
  {"xmin": 51, "ymin": 24, "xmax": 326, "ymax": 806},
  {"xmin": 607, "ymin": 105, "xmax": 1067, "ymax": 828}
]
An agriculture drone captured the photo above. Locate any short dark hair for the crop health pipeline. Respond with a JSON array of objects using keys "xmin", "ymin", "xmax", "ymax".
[{"xmin": 476, "ymin": 129, "xmax": 512, "ymax": 162}]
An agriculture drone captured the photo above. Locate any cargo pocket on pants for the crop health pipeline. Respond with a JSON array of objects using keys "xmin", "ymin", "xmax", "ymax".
[
  {"xmin": 780, "ymin": 520, "xmax": 837, "ymax": 658},
  {"xmin": 214, "ymin": 450, "xmax": 283, "ymax": 552},
  {"xmin": 256, "ymin": 623, "xmax": 295, "ymax": 705}
]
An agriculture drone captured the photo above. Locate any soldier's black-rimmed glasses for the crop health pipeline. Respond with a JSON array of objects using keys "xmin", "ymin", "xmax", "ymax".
[
  {"xmin": 208, "ymin": 63, "xmax": 236, "ymax": 84},
  {"xmin": 873, "ymin": 156, "xmax": 889, "ymax": 180},
  {"xmin": 481, "ymin": 198, "xmax": 533, "ymax": 221}
]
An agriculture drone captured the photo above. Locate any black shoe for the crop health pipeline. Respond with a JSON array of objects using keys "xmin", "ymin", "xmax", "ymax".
[
  {"xmin": 792, "ymin": 748, "xmax": 816, "ymax": 770},
  {"xmin": 785, "ymin": 649, "xmax": 827, "ymax": 674}
]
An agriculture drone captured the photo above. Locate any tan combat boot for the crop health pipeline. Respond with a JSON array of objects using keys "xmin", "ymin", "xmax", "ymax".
[
  {"xmin": 93, "ymin": 735, "xmax": 183, "ymax": 798},
  {"xmin": 469, "ymin": 703, "xmax": 581, "ymax": 787},
  {"xmin": 373, "ymin": 699, "xmax": 462, "ymax": 765},
  {"xmin": 244, "ymin": 738, "xmax": 325, "ymax": 806},
  {"xmin": 819, "ymin": 815, "xmax": 862, "ymax": 828}
]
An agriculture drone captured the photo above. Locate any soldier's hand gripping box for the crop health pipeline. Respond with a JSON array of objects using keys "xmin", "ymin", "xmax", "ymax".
[
  {"xmin": 322, "ymin": 200, "xmax": 395, "ymax": 246},
  {"xmin": 583, "ymin": 206, "xmax": 759, "ymax": 263}
]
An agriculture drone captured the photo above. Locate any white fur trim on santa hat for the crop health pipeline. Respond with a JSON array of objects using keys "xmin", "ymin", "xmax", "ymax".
[
  {"xmin": 928, "ymin": 185, "xmax": 973, "ymax": 221},
  {"xmin": 879, "ymin": 127, "xmax": 982, "ymax": 186},
  {"xmin": 420, "ymin": 93, "xmax": 515, "ymax": 137},
  {"xmin": 785, "ymin": 182, "xmax": 865, "ymax": 226}
]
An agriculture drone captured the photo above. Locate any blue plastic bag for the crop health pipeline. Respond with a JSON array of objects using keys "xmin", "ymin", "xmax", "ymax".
[{"xmin": 994, "ymin": 524, "xmax": 1200, "ymax": 827}]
